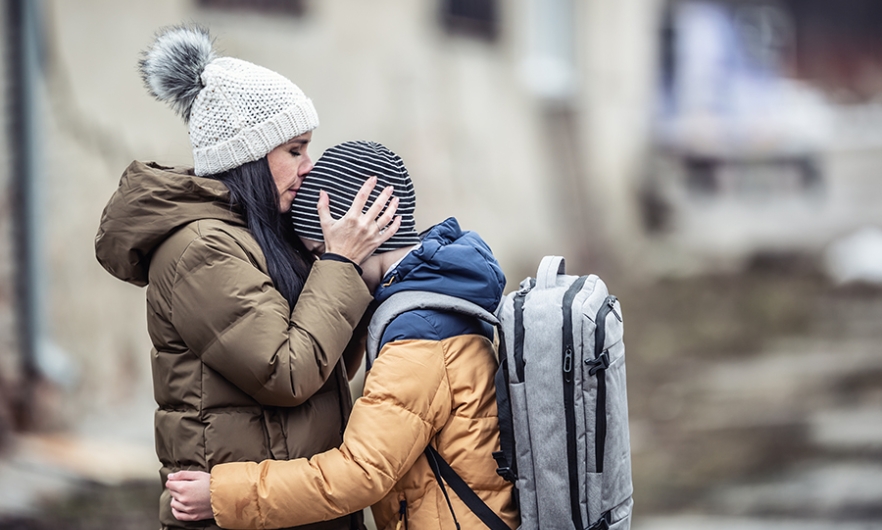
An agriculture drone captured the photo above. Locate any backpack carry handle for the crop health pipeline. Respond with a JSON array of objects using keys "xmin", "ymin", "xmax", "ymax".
[{"xmin": 537, "ymin": 255, "xmax": 566, "ymax": 290}]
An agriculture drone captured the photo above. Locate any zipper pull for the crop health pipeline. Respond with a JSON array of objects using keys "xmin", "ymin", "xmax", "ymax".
[
  {"xmin": 396, "ymin": 500, "xmax": 407, "ymax": 530},
  {"xmin": 563, "ymin": 346, "xmax": 573, "ymax": 382},
  {"xmin": 607, "ymin": 297, "xmax": 622, "ymax": 322}
]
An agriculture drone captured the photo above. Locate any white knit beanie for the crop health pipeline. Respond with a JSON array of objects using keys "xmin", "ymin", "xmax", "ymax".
[{"xmin": 139, "ymin": 24, "xmax": 319, "ymax": 176}]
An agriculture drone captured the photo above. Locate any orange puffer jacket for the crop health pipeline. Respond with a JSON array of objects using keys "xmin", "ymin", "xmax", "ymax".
[{"xmin": 209, "ymin": 218, "xmax": 519, "ymax": 530}]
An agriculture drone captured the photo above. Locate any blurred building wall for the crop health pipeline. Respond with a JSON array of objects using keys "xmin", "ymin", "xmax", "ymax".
[
  {"xmin": 33, "ymin": 0, "xmax": 665, "ymax": 424},
  {"xmin": 16, "ymin": 0, "xmax": 882, "ymax": 431},
  {"xmin": 576, "ymin": 0, "xmax": 664, "ymax": 265},
  {"xmin": 0, "ymin": 2, "xmax": 19, "ymax": 432},
  {"xmin": 645, "ymin": 0, "xmax": 882, "ymax": 273}
]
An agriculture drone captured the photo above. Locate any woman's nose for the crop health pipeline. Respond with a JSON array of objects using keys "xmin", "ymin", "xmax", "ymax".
[{"xmin": 300, "ymin": 156, "xmax": 314, "ymax": 177}]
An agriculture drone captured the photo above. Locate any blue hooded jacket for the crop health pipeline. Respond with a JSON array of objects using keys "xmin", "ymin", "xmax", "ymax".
[{"xmin": 373, "ymin": 217, "xmax": 507, "ymax": 355}]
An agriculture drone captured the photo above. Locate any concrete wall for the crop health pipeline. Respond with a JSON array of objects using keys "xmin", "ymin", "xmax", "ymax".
[
  {"xmin": 39, "ymin": 0, "xmax": 630, "ymax": 422},
  {"xmin": 576, "ymin": 0, "xmax": 663, "ymax": 267},
  {"xmin": 0, "ymin": 2, "xmax": 20, "ymax": 425}
]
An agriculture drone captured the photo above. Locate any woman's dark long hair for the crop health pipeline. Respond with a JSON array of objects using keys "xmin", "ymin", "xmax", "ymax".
[{"xmin": 215, "ymin": 157, "xmax": 313, "ymax": 308}]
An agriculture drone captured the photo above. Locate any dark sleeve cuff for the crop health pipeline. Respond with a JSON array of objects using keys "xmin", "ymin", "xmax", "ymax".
[{"xmin": 320, "ymin": 253, "xmax": 363, "ymax": 275}]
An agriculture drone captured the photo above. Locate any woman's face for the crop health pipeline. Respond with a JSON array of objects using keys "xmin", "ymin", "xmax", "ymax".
[{"xmin": 267, "ymin": 131, "xmax": 314, "ymax": 212}]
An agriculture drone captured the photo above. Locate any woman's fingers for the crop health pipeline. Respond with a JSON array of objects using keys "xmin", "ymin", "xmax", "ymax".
[
  {"xmin": 316, "ymin": 190, "xmax": 332, "ymax": 228},
  {"xmin": 319, "ymin": 180, "xmax": 394, "ymax": 230},
  {"xmin": 364, "ymin": 185, "xmax": 394, "ymax": 221},
  {"xmin": 347, "ymin": 177, "xmax": 377, "ymax": 217},
  {"xmin": 378, "ymin": 216, "xmax": 402, "ymax": 244},
  {"xmin": 375, "ymin": 196, "xmax": 399, "ymax": 230},
  {"xmin": 315, "ymin": 178, "xmax": 403, "ymax": 264}
]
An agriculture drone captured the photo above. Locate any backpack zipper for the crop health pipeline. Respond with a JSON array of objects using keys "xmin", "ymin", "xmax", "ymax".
[
  {"xmin": 513, "ymin": 291, "xmax": 528, "ymax": 382},
  {"xmin": 590, "ymin": 295, "xmax": 618, "ymax": 474},
  {"xmin": 562, "ymin": 276, "xmax": 589, "ymax": 530}
]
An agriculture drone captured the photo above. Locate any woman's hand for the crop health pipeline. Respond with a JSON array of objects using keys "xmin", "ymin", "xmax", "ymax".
[
  {"xmin": 166, "ymin": 470, "xmax": 213, "ymax": 522},
  {"xmin": 318, "ymin": 177, "xmax": 401, "ymax": 265}
]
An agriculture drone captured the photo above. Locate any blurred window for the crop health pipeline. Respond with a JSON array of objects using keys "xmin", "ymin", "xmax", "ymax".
[
  {"xmin": 441, "ymin": 0, "xmax": 499, "ymax": 41},
  {"xmin": 785, "ymin": 0, "xmax": 882, "ymax": 103},
  {"xmin": 197, "ymin": 0, "xmax": 307, "ymax": 17},
  {"xmin": 661, "ymin": 0, "xmax": 882, "ymax": 103},
  {"xmin": 520, "ymin": 0, "xmax": 576, "ymax": 101}
]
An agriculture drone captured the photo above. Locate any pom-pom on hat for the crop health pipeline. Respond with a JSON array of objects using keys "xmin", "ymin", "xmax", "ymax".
[
  {"xmin": 139, "ymin": 24, "xmax": 319, "ymax": 176},
  {"xmin": 291, "ymin": 141, "xmax": 421, "ymax": 253}
]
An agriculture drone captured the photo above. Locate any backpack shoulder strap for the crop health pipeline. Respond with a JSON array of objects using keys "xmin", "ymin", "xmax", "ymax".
[
  {"xmin": 365, "ymin": 290, "xmax": 500, "ymax": 370},
  {"xmin": 426, "ymin": 445, "xmax": 511, "ymax": 530}
]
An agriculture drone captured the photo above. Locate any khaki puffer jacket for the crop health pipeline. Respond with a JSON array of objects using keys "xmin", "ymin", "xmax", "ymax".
[
  {"xmin": 96, "ymin": 161, "xmax": 372, "ymax": 530},
  {"xmin": 209, "ymin": 218, "xmax": 519, "ymax": 530}
]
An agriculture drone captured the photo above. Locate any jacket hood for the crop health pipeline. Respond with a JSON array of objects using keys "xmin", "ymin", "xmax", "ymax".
[
  {"xmin": 374, "ymin": 217, "xmax": 506, "ymax": 312},
  {"xmin": 95, "ymin": 160, "xmax": 243, "ymax": 286}
]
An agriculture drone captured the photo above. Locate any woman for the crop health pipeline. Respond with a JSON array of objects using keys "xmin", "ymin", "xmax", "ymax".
[
  {"xmin": 95, "ymin": 26, "xmax": 399, "ymax": 530},
  {"xmin": 165, "ymin": 142, "xmax": 519, "ymax": 530}
]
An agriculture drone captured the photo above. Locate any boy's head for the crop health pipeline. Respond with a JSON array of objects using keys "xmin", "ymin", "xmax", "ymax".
[{"xmin": 291, "ymin": 141, "xmax": 419, "ymax": 253}]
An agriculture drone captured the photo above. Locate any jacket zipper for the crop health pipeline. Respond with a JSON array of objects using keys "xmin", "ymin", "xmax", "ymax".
[
  {"xmin": 335, "ymin": 362, "xmax": 351, "ymax": 438},
  {"xmin": 396, "ymin": 499, "xmax": 408, "ymax": 530},
  {"xmin": 562, "ymin": 276, "xmax": 589, "ymax": 530}
]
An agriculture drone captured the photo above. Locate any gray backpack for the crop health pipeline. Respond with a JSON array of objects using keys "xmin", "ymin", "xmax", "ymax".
[{"xmin": 366, "ymin": 256, "xmax": 634, "ymax": 530}]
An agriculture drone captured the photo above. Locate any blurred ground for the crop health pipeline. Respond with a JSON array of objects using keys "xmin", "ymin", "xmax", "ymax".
[
  {"xmin": 1, "ymin": 265, "xmax": 880, "ymax": 529},
  {"xmin": 0, "ymin": 481, "xmax": 159, "ymax": 530},
  {"xmin": 625, "ymin": 265, "xmax": 882, "ymax": 528}
]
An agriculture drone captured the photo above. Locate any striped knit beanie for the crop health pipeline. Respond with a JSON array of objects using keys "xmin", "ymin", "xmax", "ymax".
[{"xmin": 291, "ymin": 141, "xmax": 420, "ymax": 253}]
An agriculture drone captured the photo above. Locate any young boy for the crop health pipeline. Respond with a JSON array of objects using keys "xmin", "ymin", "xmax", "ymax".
[{"xmin": 166, "ymin": 141, "xmax": 518, "ymax": 530}]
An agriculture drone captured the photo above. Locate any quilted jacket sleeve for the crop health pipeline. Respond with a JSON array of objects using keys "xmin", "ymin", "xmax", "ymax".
[
  {"xmin": 170, "ymin": 226, "xmax": 372, "ymax": 407},
  {"xmin": 209, "ymin": 338, "xmax": 452, "ymax": 529}
]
